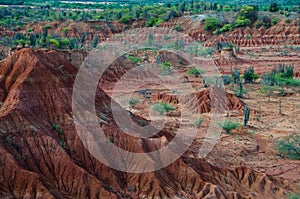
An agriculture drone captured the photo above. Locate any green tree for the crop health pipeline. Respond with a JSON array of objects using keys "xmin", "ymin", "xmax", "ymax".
[
  {"xmin": 204, "ymin": 17, "xmax": 221, "ymax": 31},
  {"xmin": 269, "ymin": 3, "xmax": 279, "ymax": 12}
]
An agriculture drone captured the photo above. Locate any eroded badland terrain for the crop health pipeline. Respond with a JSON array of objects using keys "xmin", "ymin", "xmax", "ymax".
[{"xmin": 0, "ymin": 2, "xmax": 300, "ymax": 199}]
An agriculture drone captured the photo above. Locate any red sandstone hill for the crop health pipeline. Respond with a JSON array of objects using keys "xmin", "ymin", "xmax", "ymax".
[
  {"xmin": 153, "ymin": 86, "xmax": 245, "ymax": 114},
  {"xmin": 0, "ymin": 48, "xmax": 295, "ymax": 198}
]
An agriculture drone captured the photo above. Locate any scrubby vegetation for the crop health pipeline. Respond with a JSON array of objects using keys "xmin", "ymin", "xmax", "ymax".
[
  {"xmin": 151, "ymin": 102, "xmax": 176, "ymax": 115},
  {"xmin": 218, "ymin": 120, "xmax": 241, "ymax": 134},
  {"xmin": 187, "ymin": 67, "xmax": 204, "ymax": 78},
  {"xmin": 276, "ymin": 135, "xmax": 300, "ymax": 160},
  {"xmin": 129, "ymin": 98, "xmax": 140, "ymax": 108},
  {"xmin": 194, "ymin": 117, "xmax": 204, "ymax": 128}
]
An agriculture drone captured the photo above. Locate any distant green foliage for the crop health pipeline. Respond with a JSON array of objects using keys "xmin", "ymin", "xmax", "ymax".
[
  {"xmin": 220, "ymin": 24, "xmax": 233, "ymax": 32},
  {"xmin": 151, "ymin": 103, "xmax": 175, "ymax": 115},
  {"xmin": 269, "ymin": 2, "xmax": 279, "ymax": 12},
  {"xmin": 204, "ymin": 17, "xmax": 221, "ymax": 31},
  {"xmin": 146, "ymin": 17, "xmax": 163, "ymax": 27},
  {"xmin": 120, "ymin": 16, "xmax": 133, "ymax": 24},
  {"xmin": 235, "ymin": 16, "xmax": 251, "ymax": 27},
  {"xmin": 276, "ymin": 135, "xmax": 300, "ymax": 160}
]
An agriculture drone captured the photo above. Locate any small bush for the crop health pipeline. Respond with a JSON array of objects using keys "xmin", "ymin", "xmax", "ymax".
[
  {"xmin": 26, "ymin": 28, "xmax": 33, "ymax": 33},
  {"xmin": 276, "ymin": 135, "xmax": 300, "ymax": 160},
  {"xmin": 160, "ymin": 62, "xmax": 172, "ymax": 75},
  {"xmin": 127, "ymin": 55, "xmax": 143, "ymax": 64},
  {"xmin": 151, "ymin": 103, "xmax": 175, "ymax": 115},
  {"xmin": 288, "ymin": 193, "xmax": 300, "ymax": 199},
  {"xmin": 204, "ymin": 17, "xmax": 221, "ymax": 31},
  {"xmin": 285, "ymin": 19, "xmax": 291, "ymax": 24},
  {"xmin": 244, "ymin": 66, "xmax": 255, "ymax": 84},
  {"xmin": 129, "ymin": 98, "xmax": 140, "ymax": 108},
  {"xmin": 49, "ymin": 39, "xmax": 59, "ymax": 47},
  {"xmin": 187, "ymin": 67, "xmax": 204, "ymax": 77},
  {"xmin": 173, "ymin": 25, "xmax": 183, "ymax": 32},
  {"xmin": 218, "ymin": 120, "xmax": 241, "ymax": 134},
  {"xmin": 220, "ymin": 24, "xmax": 233, "ymax": 32},
  {"xmin": 53, "ymin": 124, "xmax": 64, "ymax": 136},
  {"xmin": 194, "ymin": 117, "xmax": 204, "ymax": 128}
]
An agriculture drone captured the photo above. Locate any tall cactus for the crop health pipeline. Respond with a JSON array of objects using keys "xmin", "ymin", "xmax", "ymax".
[{"xmin": 244, "ymin": 104, "xmax": 250, "ymax": 126}]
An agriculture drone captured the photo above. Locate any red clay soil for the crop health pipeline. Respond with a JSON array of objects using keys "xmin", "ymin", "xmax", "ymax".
[
  {"xmin": 153, "ymin": 86, "xmax": 245, "ymax": 114},
  {"xmin": 0, "ymin": 48, "xmax": 296, "ymax": 198}
]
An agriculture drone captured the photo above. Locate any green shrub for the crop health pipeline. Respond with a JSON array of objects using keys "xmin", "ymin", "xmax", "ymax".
[
  {"xmin": 160, "ymin": 62, "xmax": 172, "ymax": 75},
  {"xmin": 127, "ymin": 55, "xmax": 143, "ymax": 64},
  {"xmin": 244, "ymin": 66, "xmax": 255, "ymax": 84},
  {"xmin": 288, "ymin": 193, "xmax": 300, "ymax": 199},
  {"xmin": 151, "ymin": 103, "xmax": 175, "ymax": 115},
  {"xmin": 194, "ymin": 117, "xmax": 204, "ymax": 128},
  {"xmin": 235, "ymin": 17, "xmax": 251, "ymax": 27},
  {"xmin": 220, "ymin": 24, "xmax": 233, "ymax": 32},
  {"xmin": 146, "ymin": 17, "xmax": 163, "ymax": 27},
  {"xmin": 53, "ymin": 124, "xmax": 64, "ymax": 136},
  {"xmin": 218, "ymin": 120, "xmax": 241, "ymax": 134},
  {"xmin": 187, "ymin": 67, "xmax": 204, "ymax": 77},
  {"xmin": 120, "ymin": 16, "xmax": 133, "ymax": 24},
  {"xmin": 276, "ymin": 135, "xmax": 300, "ymax": 160},
  {"xmin": 49, "ymin": 39, "xmax": 59, "ymax": 47},
  {"xmin": 285, "ymin": 19, "xmax": 291, "ymax": 24},
  {"xmin": 26, "ymin": 28, "xmax": 33, "ymax": 32},
  {"xmin": 198, "ymin": 48, "xmax": 212, "ymax": 57},
  {"xmin": 271, "ymin": 18, "xmax": 280, "ymax": 25},
  {"xmin": 173, "ymin": 25, "xmax": 183, "ymax": 32},
  {"xmin": 129, "ymin": 98, "xmax": 140, "ymax": 108},
  {"xmin": 204, "ymin": 17, "xmax": 221, "ymax": 31}
]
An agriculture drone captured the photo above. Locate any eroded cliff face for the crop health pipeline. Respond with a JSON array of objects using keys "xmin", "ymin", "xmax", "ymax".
[{"xmin": 0, "ymin": 48, "xmax": 296, "ymax": 199}]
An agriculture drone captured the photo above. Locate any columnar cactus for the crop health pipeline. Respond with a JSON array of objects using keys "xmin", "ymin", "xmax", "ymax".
[{"xmin": 244, "ymin": 104, "xmax": 250, "ymax": 126}]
